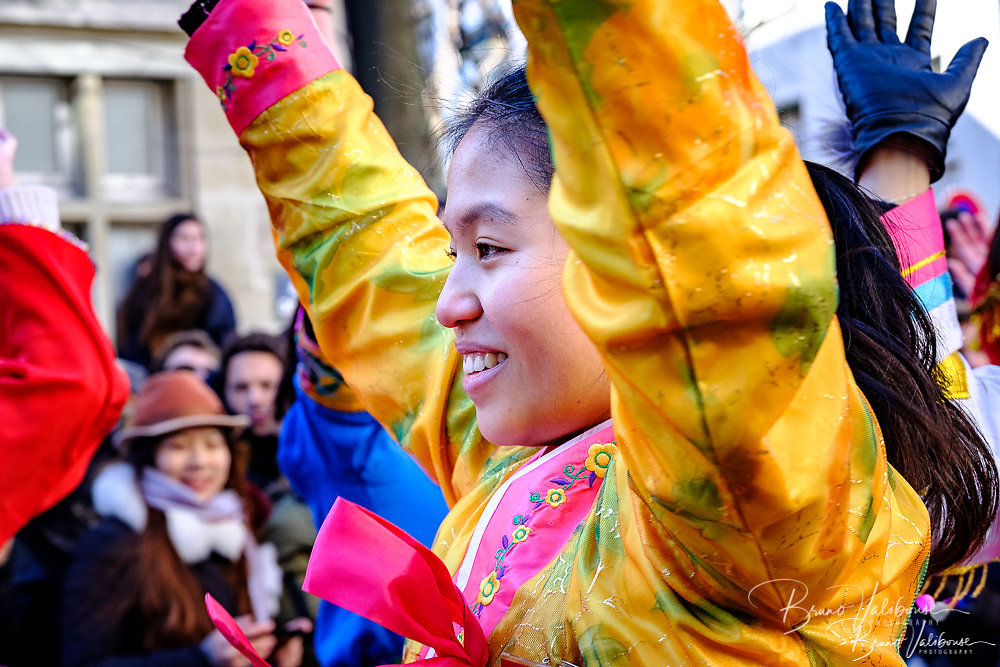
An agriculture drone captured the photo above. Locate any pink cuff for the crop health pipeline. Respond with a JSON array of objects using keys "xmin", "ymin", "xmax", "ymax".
[
  {"xmin": 881, "ymin": 189, "xmax": 945, "ymax": 289},
  {"xmin": 184, "ymin": 0, "xmax": 341, "ymax": 136}
]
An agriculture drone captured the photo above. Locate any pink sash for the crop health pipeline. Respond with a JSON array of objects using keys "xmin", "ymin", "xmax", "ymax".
[
  {"xmin": 205, "ymin": 422, "xmax": 617, "ymax": 665},
  {"xmin": 206, "ymin": 498, "xmax": 488, "ymax": 667}
]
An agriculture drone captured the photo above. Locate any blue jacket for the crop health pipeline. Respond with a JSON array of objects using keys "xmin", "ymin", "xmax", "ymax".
[{"xmin": 279, "ymin": 376, "xmax": 449, "ymax": 666}]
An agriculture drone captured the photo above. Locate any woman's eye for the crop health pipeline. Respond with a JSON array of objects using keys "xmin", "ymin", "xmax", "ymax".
[
  {"xmin": 476, "ymin": 243, "xmax": 505, "ymax": 260},
  {"xmin": 445, "ymin": 248, "xmax": 458, "ymax": 262}
]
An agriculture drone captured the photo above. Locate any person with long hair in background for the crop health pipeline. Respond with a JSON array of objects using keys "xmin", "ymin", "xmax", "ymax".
[
  {"xmin": 59, "ymin": 372, "xmax": 310, "ymax": 667},
  {"xmin": 117, "ymin": 213, "xmax": 236, "ymax": 370}
]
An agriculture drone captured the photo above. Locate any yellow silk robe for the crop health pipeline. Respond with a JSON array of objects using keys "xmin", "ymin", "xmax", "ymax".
[{"xmin": 188, "ymin": 0, "xmax": 931, "ymax": 663}]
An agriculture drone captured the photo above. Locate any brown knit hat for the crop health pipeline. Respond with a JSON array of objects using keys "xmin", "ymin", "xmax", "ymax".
[{"xmin": 112, "ymin": 370, "xmax": 248, "ymax": 449}]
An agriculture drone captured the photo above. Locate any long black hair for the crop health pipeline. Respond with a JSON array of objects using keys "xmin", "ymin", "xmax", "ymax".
[
  {"xmin": 807, "ymin": 162, "xmax": 998, "ymax": 572},
  {"xmin": 444, "ymin": 65, "xmax": 999, "ymax": 573}
]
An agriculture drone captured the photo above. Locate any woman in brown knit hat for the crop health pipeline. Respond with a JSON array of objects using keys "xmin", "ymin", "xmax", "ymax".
[{"xmin": 59, "ymin": 371, "xmax": 306, "ymax": 667}]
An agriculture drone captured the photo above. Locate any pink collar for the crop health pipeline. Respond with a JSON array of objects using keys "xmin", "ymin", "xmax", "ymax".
[
  {"xmin": 284, "ymin": 420, "xmax": 617, "ymax": 667},
  {"xmin": 447, "ymin": 420, "xmax": 616, "ymax": 648}
]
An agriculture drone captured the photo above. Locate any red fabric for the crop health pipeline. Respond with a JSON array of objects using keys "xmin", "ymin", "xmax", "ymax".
[
  {"xmin": 0, "ymin": 225, "xmax": 129, "ymax": 544},
  {"xmin": 972, "ymin": 262, "xmax": 1000, "ymax": 366},
  {"xmin": 303, "ymin": 499, "xmax": 488, "ymax": 667}
]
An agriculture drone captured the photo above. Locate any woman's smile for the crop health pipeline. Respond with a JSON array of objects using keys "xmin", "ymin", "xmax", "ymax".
[{"xmin": 460, "ymin": 350, "xmax": 508, "ymax": 397}]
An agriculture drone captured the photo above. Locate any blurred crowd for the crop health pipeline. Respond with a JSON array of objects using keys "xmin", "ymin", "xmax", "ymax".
[{"xmin": 0, "ymin": 183, "xmax": 448, "ymax": 666}]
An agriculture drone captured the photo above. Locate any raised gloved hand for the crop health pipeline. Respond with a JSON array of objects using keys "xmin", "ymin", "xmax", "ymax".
[{"xmin": 825, "ymin": 0, "xmax": 987, "ymax": 182}]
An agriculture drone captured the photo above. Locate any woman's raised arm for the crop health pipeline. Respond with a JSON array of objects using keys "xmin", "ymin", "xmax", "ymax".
[
  {"xmin": 183, "ymin": 0, "xmax": 507, "ymax": 504},
  {"xmin": 514, "ymin": 0, "xmax": 928, "ymax": 648}
]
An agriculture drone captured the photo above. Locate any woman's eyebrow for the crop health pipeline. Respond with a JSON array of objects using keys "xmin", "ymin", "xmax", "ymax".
[{"xmin": 443, "ymin": 202, "xmax": 517, "ymax": 234}]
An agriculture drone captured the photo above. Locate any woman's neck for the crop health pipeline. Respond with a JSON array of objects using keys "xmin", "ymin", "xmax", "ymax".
[{"xmin": 536, "ymin": 414, "xmax": 613, "ymax": 455}]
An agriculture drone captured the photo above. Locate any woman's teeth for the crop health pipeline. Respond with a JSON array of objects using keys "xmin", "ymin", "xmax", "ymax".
[{"xmin": 463, "ymin": 352, "xmax": 507, "ymax": 374}]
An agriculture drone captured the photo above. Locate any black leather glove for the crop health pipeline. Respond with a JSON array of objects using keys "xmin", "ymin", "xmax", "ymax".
[
  {"xmin": 825, "ymin": 0, "xmax": 987, "ymax": 182},
  {"xmin": 178, "ymin": 0, "xmax": 222, "ymax": 37}
]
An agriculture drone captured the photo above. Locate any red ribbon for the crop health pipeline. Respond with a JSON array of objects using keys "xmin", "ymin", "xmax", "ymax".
[{"xmin": 303, "ymin": 498, "xmax": 488, "ymax": 666}]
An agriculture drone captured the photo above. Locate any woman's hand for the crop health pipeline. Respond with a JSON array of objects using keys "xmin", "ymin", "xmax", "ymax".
[
  {"xmin": 0, "ymin": 538, "xmax": 12, "ymax": 566},
  {"xmin": 826, "ymin": 0, "xmax": 987, "ymax": 181},
  {"xmin": 270, "ymin": 617, "xmax": 313, "ymax": 667},
  {"xmin": 200, "ymin": 615, "xmax": 278, "ymax": 667},
  {"xmin": 946, "ymin": 209, "xmax": 991, "ymax": 297},
  {"xmin": 0, "ymin": 129, "xmax": 18, "ymax": 190}
]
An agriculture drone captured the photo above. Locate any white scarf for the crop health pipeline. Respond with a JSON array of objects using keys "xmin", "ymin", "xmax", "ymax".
[{"xmin": 92, "ymin": 462, "xmax": 282, "ymax": 621}]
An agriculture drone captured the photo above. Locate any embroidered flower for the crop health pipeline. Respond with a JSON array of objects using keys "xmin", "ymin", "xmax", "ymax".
[
  {"xmin": 545, "ymin": 488, "xmax": 566, "ymax": 508},
  {"xmin": 228, "ymin": 46, "xmax": 259, "ymax": 78},
  {"xmin": 457, "ymin": 628, "xmax": 465, "ymax": 644},
  {"xmin": 477, "ymin": 571, "xmax": 500, "ymax": 606},
  {"xmin": 512, "ymin": 525, "xmax": 531, "ymax": 544},
  {"xmin": 585, "ymin": 442, "xmax": 617, "ymax": 480},
  {"xmin": 277, "ymin": 29, "xmax": 296, "ymax": 46}
]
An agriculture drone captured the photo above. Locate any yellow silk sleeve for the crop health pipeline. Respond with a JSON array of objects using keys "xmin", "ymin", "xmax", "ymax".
[
  {"xmin": 514, "ymin": 0, "xmax": 929, "ymax": 631},
  {"xmin": 238, "ymin": 72, "xmax": 494, "ymax": 504}
]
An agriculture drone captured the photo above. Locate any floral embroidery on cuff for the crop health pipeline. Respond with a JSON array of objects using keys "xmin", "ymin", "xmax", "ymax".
[
  {"xmin": 511, "ymin": 524, "xmax": 531, "ymax": 544},
  {"xmin": 217, "ymin": 29, "xmax": 308, "ymax": 109},
  {"xmin": 227, "ymin": 46, "xmax": 259, "ymax": 77}
]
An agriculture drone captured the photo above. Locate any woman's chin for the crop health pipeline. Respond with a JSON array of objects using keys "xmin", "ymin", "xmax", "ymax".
[
  {"xmin": 476, "ymin": 405, "xmax": 611, "ymax": 449},
  {"xmin": 176, "ymin": 260, "xmax": 206, "ymax": 273},
  {"xmin": 476, "ymin": 414, "xmax": 554, "ymax": 449},
  {"xmin": 475, "ymin": 413, "xmax": 524, "ymax": 448}
]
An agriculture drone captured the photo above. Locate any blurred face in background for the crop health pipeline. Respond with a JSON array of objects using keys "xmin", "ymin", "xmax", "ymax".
[
  {"xmin": 224, "ymin": 351, "xmax": 283, "ymax": 436},
  {"xmin": 170, "ymin": 218, "xmax": 207, "ymax": 273},
  {"xmin": 154, "ymin": 426, "xmax": 231, "ymax": 501},
  {"xmin": 161, "ymin": 344, "xmax": 220, "ymax": 382}
]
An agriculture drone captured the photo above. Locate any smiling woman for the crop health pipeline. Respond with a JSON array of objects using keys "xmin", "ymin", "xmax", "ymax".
[
  {"xmin": 437, "ymin": 121, "xmax": 610, "ymax": 448},
  {"xmin": 153, "ymin": 427, "xmax": 233, "ymax": 501},
  {"xmin": 59, "ymin": 372, "xmax": 291, "ymax": 667},
  {"xmin": 180, "ymin": 0, "xmax": 968, "ymax": 663}
]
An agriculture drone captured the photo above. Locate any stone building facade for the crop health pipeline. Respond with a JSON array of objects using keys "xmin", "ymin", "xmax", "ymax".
[{"xmin": 0, "ymin": 0, "xmax": 350, "ymax": 337}]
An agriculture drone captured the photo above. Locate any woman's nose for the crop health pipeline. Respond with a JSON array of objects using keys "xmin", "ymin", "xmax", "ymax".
[
  {"xmin": 187, "ymin": 445, "xmax": 207, "ymax": 467},
  {"xmin": 436, "ymin": 263, "xmax": 482, "ymax": 329}
]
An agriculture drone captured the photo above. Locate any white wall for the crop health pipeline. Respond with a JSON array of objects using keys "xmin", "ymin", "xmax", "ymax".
[{"xmin": 746, "ymin": 4, "xmax": 1000, "ymax": 225}]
